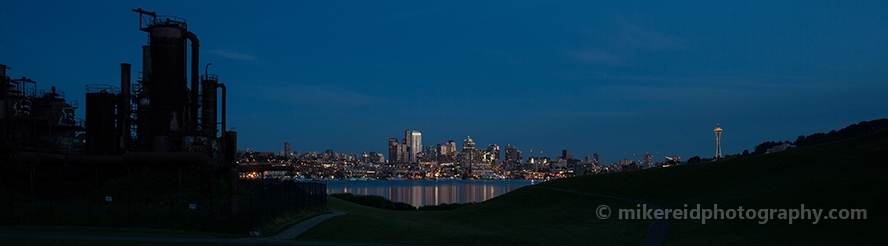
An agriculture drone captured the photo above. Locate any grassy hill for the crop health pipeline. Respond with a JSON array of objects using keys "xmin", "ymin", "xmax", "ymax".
[
  {"xmin": 539, "ymin": 128, "xmax": 888, "ymax": 245},
  {"xmin": 300, "ymin": 129, "xmax": 888, "ymax": 245}
]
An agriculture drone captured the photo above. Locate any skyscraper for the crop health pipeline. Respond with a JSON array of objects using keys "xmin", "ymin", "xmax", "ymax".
[
  {"xmin": 388, "ymin": 138, "xmax": 400, "ymax": 164},
  {"xmin": 284, "ymin": 141, "xmax": 291, "ymax": 155},
  {"xmin": 714, "ymin": 124, "xmax": 723, "ymax": 158},
  {"xmin": 561, "ymin": 149, "xmax": 575, "ymax": 165},
  {"xmin": 460, "ymin": 136, "xmax": 479, "ymax": 172},
  {"xmin": 400, "ymin": 138, "xmax": 408, "ymax": 164},
  {"xmin": 487, "ymin": 144, "xmax": 500, "ymax": 163},
  {"xmin": 462, "ymin": 136, "xmax": 476, "ymax": 150},
  {"xmin": 426, "ymin": 145, "xmax": 436, "ymax": 161},
  {"xmin": 445, "ymin": 140, "xmax": 457, "ymax": 156},
  {"xmin": 405, "ymin": 129, "xmax": 422, "ymax": 163},
  {"xmin": 505, "ymin": 144, "xmax": 522, "ymax": 165}
]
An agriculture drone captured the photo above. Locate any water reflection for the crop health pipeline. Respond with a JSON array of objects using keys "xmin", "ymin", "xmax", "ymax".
[{"xmin": 327, "ymin": 180, "xmax": 535, "ymax": 207}]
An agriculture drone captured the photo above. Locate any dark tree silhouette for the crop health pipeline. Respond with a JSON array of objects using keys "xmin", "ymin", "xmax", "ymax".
[
  {"xmin": 792, "ymin": 119, "xmax": 888, "ymax": 147},
  {"xmin": 748, "ymin": 118, "xmax": 888, "ymax": 156}
]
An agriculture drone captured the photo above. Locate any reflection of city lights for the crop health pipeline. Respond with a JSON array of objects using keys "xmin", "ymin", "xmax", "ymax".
[
  {"xmin": 236, "ymin": 171, "xmax": 263, "ymax": 180},
  {"xmin": 325, "ymin": 180, "xmax": 533, "ymax": 207}
]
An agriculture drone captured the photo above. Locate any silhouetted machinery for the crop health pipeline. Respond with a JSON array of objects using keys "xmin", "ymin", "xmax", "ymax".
[
  {"xmin": 0, "ymin": 67, "xmax": 83, "ymax": 155},
  {"xmin": 0, "ymin": 9, "xmax": 236, "ymax": 189}
]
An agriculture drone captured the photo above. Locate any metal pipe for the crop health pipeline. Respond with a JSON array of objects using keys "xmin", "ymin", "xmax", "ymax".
[
  {"xmin": 119, "ymin": 63, "xmax": 132, "ymax": 152},
  {"xmin": 139, "ymin": 45, "xmax": 150, "ymax": 148},
  {"xmin": 0, "ymin": 64, "xmax": 6, "ymax": 101},
  {"xmin": 217, "ymin": 83, "xmax": 226, "ymax": 135},
  {"xmin": 184, "ymin": 31, "xmax": 200, "ymax": 134}
]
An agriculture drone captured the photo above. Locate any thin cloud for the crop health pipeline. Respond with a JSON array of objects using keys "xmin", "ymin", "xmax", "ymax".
[
  {"xmin": 294, "ymin": 85, "xmax": 386, "ymax": 107},
  {"xmin": 568, "ymin": 48, "xmax": 627, "ymax": 66},
  {"xmin": 614, "ymin": 17, "xmax": 688, "ymax": 51},
  {"xmin": 570, "ymin": 16, "xmax": 688, "ymax": 65},
  {"xmin": 250, "ymin": 84, "xmax": 387, "ymax": 108},
  {"xmin": 210, "ymin": 49, "xmax": 257, "ymax": 62}
]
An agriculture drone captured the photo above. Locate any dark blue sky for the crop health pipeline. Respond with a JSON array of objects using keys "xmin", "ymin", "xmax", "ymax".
[{"xmin": 2, "ymin": 1, "xmax": 887, "ymax": 164}]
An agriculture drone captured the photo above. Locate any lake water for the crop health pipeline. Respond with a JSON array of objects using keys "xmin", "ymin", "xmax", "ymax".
[{"xmin": 325, "ymin": 179, "xmax": 538, "ymax": 207}]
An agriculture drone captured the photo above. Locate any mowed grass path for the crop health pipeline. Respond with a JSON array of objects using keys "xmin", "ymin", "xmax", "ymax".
[
  {"xmin": 299, "ymin": 189, "xmax": 651, "ymax": 245},
  {"xmin": 301, "ymin": 130, "xmax": 888, "ymax": 245}
]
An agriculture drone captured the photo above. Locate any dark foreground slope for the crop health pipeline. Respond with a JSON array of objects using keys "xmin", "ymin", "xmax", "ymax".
[
  {"xmin": 540, "ymin": 129, "xmax": 888, "ymax": 245},
  {"xmin": 301, "ymin": 130, "xmax": 887, "ymax": 245}
]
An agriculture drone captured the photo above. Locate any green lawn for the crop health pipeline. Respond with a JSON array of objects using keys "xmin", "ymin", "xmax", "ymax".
[
  {"xmin": 0, "ymin": 225, "xmax": 237, "ymax": 238},
  {"xmin": 0, "ymin": 239, "xmax": 232, "ymax": 246},
  {"xmin": 0, "ymin": 208, "xmax": 328, "ymax": 246},
  {"xmin": 4, "ymin": 130, "xmax": 885, "ymax": 245},
  {"xmin": 539, "ymin": 129, "xmax": 887, "ymax": 245},
  {"xmin": 299, "ymin": 190, "xmax": 651, "ymax": 245},
  {"xmin": 300, "ymin": 129, "xmax": 888, "ymax": 245}
]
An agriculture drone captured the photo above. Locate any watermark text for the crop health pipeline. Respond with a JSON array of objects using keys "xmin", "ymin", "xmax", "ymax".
[{"xmin": 595, "ymin": 204, "xmax": 866, "ymax": 224}]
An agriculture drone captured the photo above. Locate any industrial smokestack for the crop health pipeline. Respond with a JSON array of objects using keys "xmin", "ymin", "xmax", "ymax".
[
  {"xmin": 184, "ymin": 31, "xmax": 200, "ymax": 134},
  {"xmin": 141, "ymin": 45, "xmax": 151, "ymax": 76},
  {"xmin": 0, "ymin": 64, "xmax": 6, "ymax": 120},
  {"xmin": 0, "ymin": 64, "xmax": 6, "ymax": 100},
  {"xmin": 119, "ymin": 63, "xmax": 132, "ymax": 152},
  {"xmin": 218, "ymin": 83, "xmax": 226, "ymax": 138}
]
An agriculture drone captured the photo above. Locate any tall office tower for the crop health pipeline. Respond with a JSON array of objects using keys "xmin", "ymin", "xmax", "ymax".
[
  {"xmin": 714, "ymin": 125, "xmax": 723, "ymax": 158},
  {"xmin": 516, "ymin": 149, "xmax": 523, "ymax": 165},
  {"xmin": 325, "ymin": 149, "xmax": 335, "ymax": 161},
  {"xmin": 400, "ymin": 138, "xmax": 409, "ymax": 164},
  {"xmin": 404, "ymin": 129, "xmax": 421, "ymax": 163},
  {"xmin": 562, "ymin": 149, "xmax": 573, "ymax": 161},
  {"xmin": 487, "ymin": 144, "xmax": 500, "ymax": 163},
  {"xmin": 445, "ymin": 140, "xmax": 457, "ymax": 156},
  {"xmin": 426, "ymin": 145, "xmax": 436, "ymax": 161},
  {"xmin": 460, "ymin": 136, "xmax": 478, "ymax": 170},
  {"xmin": 505, "ymin": 144, "xmax": 522, "ymax": 164},
  {"xmin": 644, "ymin": 153, "xmax": 653, "ymax": 167},
  {"xmin": 437, "ymin": 143, "xmax": 446, "ymax": 156},
  {"xmin": 462, "ymin": 136, "xmax": 476, "ymax": 151},
  {"xmin": 436, "ymin": 143, "xmax": 447, "ymax": 155},
  {"xmin": 403, "ymin": 130, "xmax": 412, "ymax": 162},
  {"xmin": 284, "ymin": 141, "xmax": 291, "ymax": 155},
  {"xmin": 593, "ymin": 153, "xmax": 600, "ymax": 166},
  {"xmin": 388, "ymin": 138, "xmax": 400, "ymax": 164}
]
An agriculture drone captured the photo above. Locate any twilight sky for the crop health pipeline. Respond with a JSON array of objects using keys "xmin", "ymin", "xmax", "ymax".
[{"xmin": 2, "ymin": 1, "xmax": 887, "ymax": 164}]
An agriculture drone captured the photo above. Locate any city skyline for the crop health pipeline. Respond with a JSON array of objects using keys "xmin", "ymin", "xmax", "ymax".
[
  {"xmin": 277, "ymin": 124, "xmax": 720, "ymax": 164},
  {"xmin": 2, "ymin": 1, "xmax": 887, "ymax": 164}
]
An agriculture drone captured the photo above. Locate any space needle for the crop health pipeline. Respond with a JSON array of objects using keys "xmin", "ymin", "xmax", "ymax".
[{"xmin": 714, "ymin": 124, "xmax": 723, "ymax": 159}]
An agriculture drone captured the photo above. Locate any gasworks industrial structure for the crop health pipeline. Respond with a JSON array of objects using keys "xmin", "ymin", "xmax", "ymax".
[{"xmin": 0, "ymin": 9, "xmax": 324, "ymax": 232}]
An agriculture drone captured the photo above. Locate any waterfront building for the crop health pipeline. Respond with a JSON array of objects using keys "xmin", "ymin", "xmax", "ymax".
[{"xmin": 405, "ymin": 129, "xmax": 422, "ymax": 163}]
